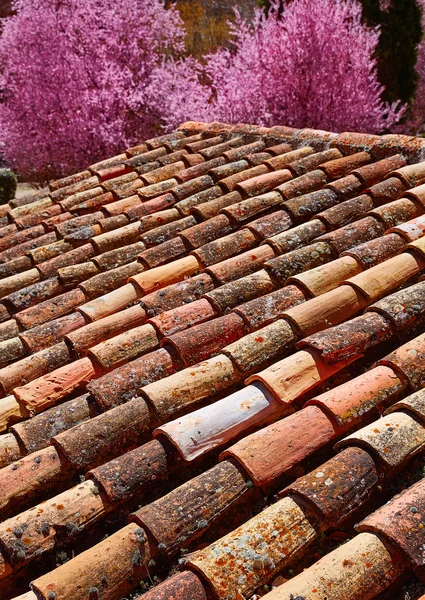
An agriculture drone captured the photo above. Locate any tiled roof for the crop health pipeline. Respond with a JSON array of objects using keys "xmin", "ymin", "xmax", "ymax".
[{"xmin": 2, "ymin": 122, "xmax": 425, "ymax": 599}]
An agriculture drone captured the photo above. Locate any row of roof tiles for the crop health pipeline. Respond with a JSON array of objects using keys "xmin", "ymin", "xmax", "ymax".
[{"xmin": 2, "ymin": 122, "xmax": 425, "ymax": 599}]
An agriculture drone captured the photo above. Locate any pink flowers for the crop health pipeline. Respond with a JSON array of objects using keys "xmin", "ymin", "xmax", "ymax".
[
  {"xmin": 159, "ymin": 0, "xmax": 405, "ymax": 134},
  {"xmin": 0, "ymin": 0, "xmax": 407, "ymax": 183},
  {"xmin": 0, "ymin": 0, "xmax": 184, "ymax": 182}
]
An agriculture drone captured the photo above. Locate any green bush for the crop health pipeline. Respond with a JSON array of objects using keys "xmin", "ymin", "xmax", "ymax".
[{"xmin": 0, "ymin": 168, "xmax": 17, "ymax": 204}]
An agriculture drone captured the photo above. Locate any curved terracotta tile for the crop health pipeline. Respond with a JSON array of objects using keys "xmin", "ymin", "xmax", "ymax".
[
  {"xmin": 235, "ymin": 168, "xmax": 292, "ymax": 197},
  {"xmin": 222, "ymin": 319, "xmax": 297, "ymax": 374},
  {"xmin": 385, "ymin": 388, "xmax": 425, "ymax": 420},
  {"xmin": 206, "ymin": 244, "xmax": 275, "ymax": 284},
  {"xmin": 325, "ymin": 173, "xmax": 363, "ymax": 198},
  {"xmin": 90, "ymin": 222, "xmax": 141, "ymax": 254},
  {"xmin": 0, "ymin": 478, "xmax": 109, "ymax": 568},
  {"xmin": 234, "ymin": 285, "xmax": 306, "ymax": 330},
  {"xmin": 289, "ymin": 255, "xmax": 362, "ymax": 297},
  {"xmin": 336, "ymin": 411, "xmax": 425, "ymax": 470},
  {"xmin": 298, "ymin": 312, "xmax": 393, "ymax": 363},
  {"xmin": 307, "ymin": 365, "xmax": 406, "ymax": 428},
  {"xmin": 65, "ymin": 304, "xmax": 145, "ymax": 355},
  {"xmin": 222, "ymin": 139, "xmax": 266, "ymax": 162},
  {"xmin": 288, "ymin": 148, "xmax": 342, "ymax": 176},
  {"xmin": 187, "ymin": 496, "xmax": 321, "ymax": 600},
  {"xmin": 142, "ymin": 354, "xmax": 240, "ymax": 423},
  {"xmin": 13, "ymin": 357, "xmax": 98, "ymax": 416},
  {"xmin": 282, "ymin": 284, "xmax": 367, "ymax": 337},
  {"xmin": 205, "ymin": 270, "xmax": 276, "ymax": 314},
  {"xmin": 378, "ymin": 331, "xmax": 425, "ymax": 389},
  {"xmin": 130, "ymin": 255, "xmax": 201, "ymax": 295},
  {"xmin": 192, "ymin": 228, "xmax": 257, "ymax": 268},
  {"xmin": 221, "ymin": 191, "xmax": 282, "ymax": 224},
  {"xmin": 282, "ymin": 187, "xmax": 338, "ymax": 221},
  {"xmin": 0, "ymin": 446, "xmax": 68, "ymax": 518},
  {"xmin": 264, "ymin": 147, "xmax": 313, "ymax": 171},
  {"xmin": 135, "ymin": 571, "xmax": 207, "ymax": 600},
  {"xmin": 78, "ymin": 282, "xmax": 140, "ymax": 321},
  {"xmin": 192, "ymin": 190, "xmax": 242, "ymax": 220},
  {"xmin": 223, "ymin": 405, "xmax": 338, "ymax": 487},
  {"xmin": 86, "ymin": 348, "xmax": 175, "ymax": 411},
  {"xmin": 0, "ymin": 432, "xmax": 20, "ymax": 469},
  {"xmin": 148, "ymin": 298, "xmax": 216, "ymax": 337},
  {"xmin": 31, "ymin": 523, "xmax": 151, "ymax": 600},
  {"xmin": 52, "ymin": 396, "xmax": 151, "ymax": 471},
  {"xmin": 11, "ymin": 393, "xmax": 94, "ymax": 455},
  {"xmin": 370, "ymin": 197, "xmax": 422, "ymax": 229},
  {"xmin": 164, "ymin": 313, "xmax": 246, "ymax": 367},
  {"xmin": 283, "ymin": 447, "xmax": 378, "ymax": 526},
  {"xmin": 88, "ymin": 439, "xmax": 171, "ymax": 503},
  {"xmin": 80, "ymin": 261, "xmax": 144, "ymax": 300},
  {"xmin": 351, "ymin": 154, "xmax": 406, "ymax": 187},
  {"xmin": 247, "ymin": 348, "xmax": 361, "ymax": 405},
  {"xmin": 132, "ymin": 461, "xmax": 253, "ymax": 556},
  {"xmin": 178, "ymin": 214, "xmax": 234, "ymax": 249},
  {"xmin": 262, "ymin": 532, "xmax": 402, "ymax": 600},
  {"xmin": 344, "ymin": 251, "xmax": 424, "ymax": 302},
  {"xmin": 245, "ymin": 209, "xmax": 292, "ymax": 239},
  {"xmin": 267, "ymin": 219, "xmax": 327, "ymax": 256},
  {"xmin": 357, "ymin": 477, "xmax": 425, "ymax": 579},
  {"xmin": 390, "ymin": 161, "xmax": 425, "ymax": 187},
  {"xmin": 174, "ymin": 156, "xmax": 225, "ymax": 184},
  {"xmin": 141, "ymin": 273, "xmax": 214, "ymax": 316},
  {"xmin": 368, "ymin": 280, "xmax": 425, "ymax": 330},
  {"xmin": 155, "ymin": 384, "xmax": 285, "ymax": 461},
  {"xmin": 0, "ymin": 269, "xmax": 40, "ymax": 300},
  {"xmin": 341, "ymin": 232, "xmax": 405, "ymax": 270},
  {"xmin": 0, "ymin": 341, "xmax": 71, "ymax": 395}
]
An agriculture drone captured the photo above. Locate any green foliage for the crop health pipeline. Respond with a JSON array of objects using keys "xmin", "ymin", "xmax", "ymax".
[
  {"xmin": 361, "ymin": 0, "xmax": 423, "ymax": 105},
  {"xmin": 0, "ymin": 168, "xmax": 17, "ymax": 204}
]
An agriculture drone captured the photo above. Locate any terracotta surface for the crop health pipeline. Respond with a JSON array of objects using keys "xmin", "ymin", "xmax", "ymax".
[
  {"xmin": 342, "ymin": 232, "xmax": 405, "ymax": 270},
  {"xmin": 222, "ymin": 319, "xmax": 297, "ymax": 373},
  {"xmin": 133, "ymin": 461, "xmax": 252, "ymax": 555},
  {"xmin": 13, "ymin": 357, "xmax": 98, "ymax": 415},
  {"xmin": 88, "ymin": 439, "xmax": 170, "ymax": 503},
  {"xmin": 290, "ymin": 254, "xmax": 362, "ymax": 296},
  {"xmin": 284, "ymin": 447, "xmax": 378, "ymax": 526},
  {"xmin": 135, "ymin": 571, "xmax": 207, "ymax": 600},
  {"xmin": 88, "ymin": 323, "xmax": 159, "ymax": 370},
  {"xmin": 344, "ymin": 251, "xmax": 425, "ymax": 302},
  {"xmin": 148, "ymin": 298, "xmax": 216, "ymax": 337},
  {"xmin": 7, "ymin": 123, "xmax": 425, "ymax": 600},
  {"xmin": 299, "ymin": 312, "xmax": 393, "ymax": 363},
  {"xmin": 336, "ymin": 411, "xmax": 425, "ymax": 469},
  {"xmin": 187, "ymin": 496, "xmax": 320, "ymax": 600},
  {"xmin": 282, "ymin": 284, "xmax": 368, "ymax": 337},
  {"xmin": 155, "ymin": 384, "xmax": 284, "ymax": 461},
  {"xmin": 266, "ymin": 219, "xmax": 327, "ymax": 255},
  {"xmin": 357, "ymin": 477, "xmax": 425, "ymax": 578},
  {"xmin": 262, "ymin": 532, "xmax": 402, "ymax": 600},
  {"xmin": 32, "ymin": 523, "xmax": 151, "ymax": 600},
  {"xmin": 234, "ymin": 285, "xmax": 306, "ymax": 330},
  {"xmin": 164, "ymin": 313, "xmax": 246, "ymax": 366},
  {"xmin": 307, "ymin": 365, "xmax": 406, "ymax": 428},
  {"xmin": 205, "ymin": 269, "xmax": 276, "ymax": 313},
  {"xmin": 379, "ymin": 330, "xmax": 425, "ymax": 389},
  {"xmin": 141, "ymin": 354, "xmax": 239, "ymax": 422},
  {"xmin": 223, "ymin": 405, "xmax": 338, "ymax": 487},
  {"xmin": 130, "ymin": 255, "xmax": 201, "ymax": 294},
  {"xmin": 52, "ymin": 396, "xmax": 151, "ymax": 470}
]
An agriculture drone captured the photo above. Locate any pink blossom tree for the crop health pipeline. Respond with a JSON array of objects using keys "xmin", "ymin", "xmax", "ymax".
[
  {"xmin": 159, "ymin": 0, "xmax": 404, "ymax": 133},
  {"xmin": 0, "ymin": 0, "xmax": 185, "ymax": 182}
]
